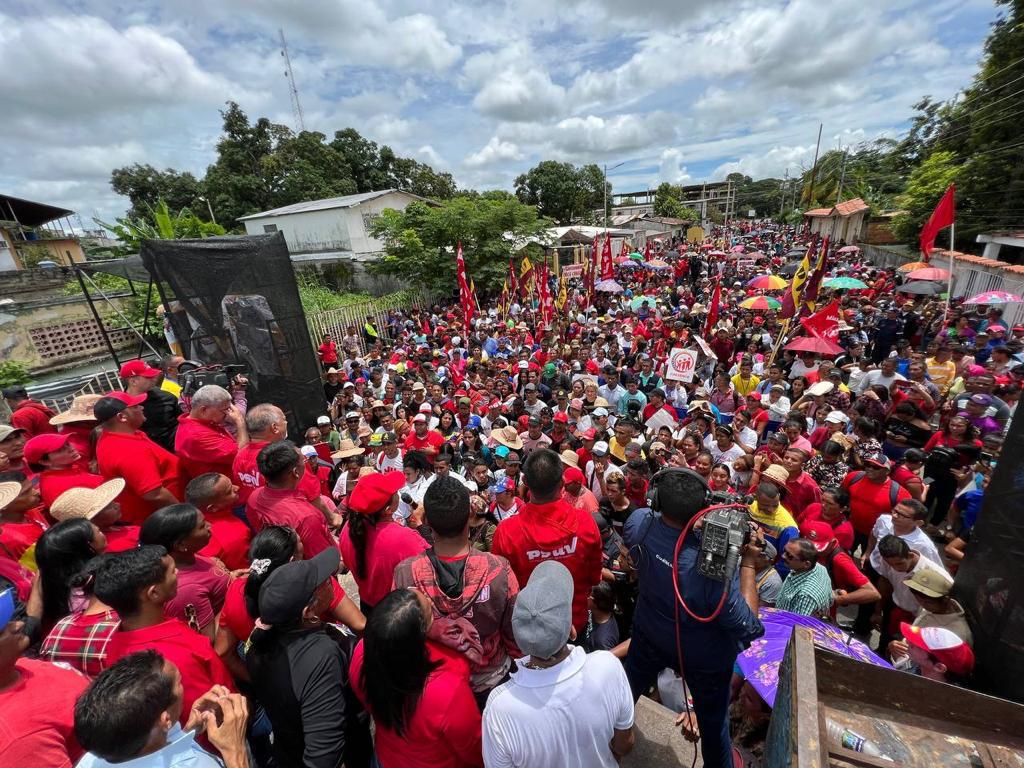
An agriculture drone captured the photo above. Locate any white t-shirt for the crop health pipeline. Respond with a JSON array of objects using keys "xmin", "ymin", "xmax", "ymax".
[
  {"xmin": 856, "ymin": 369, "xmax": 906, "ymax": 394},
  {"xmin": 876, "ymin": 553, "xmax": 950, "ymax": 612},
  {"xmin": 374, "ymin": 450, "xmax": 405, "ymax": 473},
  {"xmin": 482, "ymin": 647, "xmax": 634, "ymax": 768},
  {"xmin": 868, "ymin": 516, "xmax": 943, "ymax": 570}
]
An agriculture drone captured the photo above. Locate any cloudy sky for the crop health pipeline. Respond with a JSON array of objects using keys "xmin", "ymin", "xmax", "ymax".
[{"xmin": 0, "ymin": 0, "xmax": 1000, "ymax": 224}]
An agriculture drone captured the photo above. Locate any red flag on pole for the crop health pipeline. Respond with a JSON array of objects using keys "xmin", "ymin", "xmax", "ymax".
[
  {"xmin": 703, "ymin": 275, "xmax": 722, "ymax": 338},
  {"xmin": 643, "ymin": 239, "xmax": 652, "ymax": 261},
  {"xmin": 456, "ymin": 241, "xmax": 474, "ymax": 325},
  {"xmin": 601, "ymin": 236, "xmax": 614, "ymax": 280},
  {"xmin": 920, "ymin": 184, "xmax": 955, "ymax": 262},
  {"xmin": 619, "ymin": 237, "xmax": 630, "ymax": 261},
  {"xmin": 800, "ymin": 299, "xmax": 841, "ymax": 343},
  {"xmin": 801, "ymin": 235, "xmax": 829, "ymax": 314}
]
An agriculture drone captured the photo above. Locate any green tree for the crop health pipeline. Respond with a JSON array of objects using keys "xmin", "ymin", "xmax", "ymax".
[
  {"xmin": 653, "ymin": 182, "xmax": 685, "ymax": 218},
  {"xmin": 892, "ymin": 151, "xmax": 959, "ymax": 243},
  {"xmin": 111, "ymin": 165, "xmax": 204, "ymax": 220},
  {"xmin": 0, "ymin": 361, "xmax": 31, "ymax": 389},
  {"xmin": 514, "ymin": 161, "xmax": 608, "ymax": 224},
  {"xmin": 369, "ymin": 196, "xmax": 552, "ymax": 293}
]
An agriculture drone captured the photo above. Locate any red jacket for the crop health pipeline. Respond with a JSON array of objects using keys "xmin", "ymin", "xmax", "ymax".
[
  {"xmin": 491, "ymin": 498, "xmax": 602, "ymax": 631},
  {"xmin": 10, "ymin": 400, "xmax": 57, "ymax": 438}
]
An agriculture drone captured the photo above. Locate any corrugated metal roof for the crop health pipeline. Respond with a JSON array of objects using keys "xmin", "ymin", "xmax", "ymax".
[{"xmin": 238, "ymin": 189, "xmax": 429, "ymax": 220}]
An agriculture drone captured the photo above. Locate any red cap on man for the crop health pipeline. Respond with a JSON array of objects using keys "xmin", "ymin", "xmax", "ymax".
[
  {"xmin": 799, "ymin": 521, "xmax": 836, "ymax": 552},
  {"xmin": 900, "ymin": 623, "xmax": 975, "ymax": 676},
  {"xmin": 119, "ymin": 359, "xmax": 161, "ymax": 378}
]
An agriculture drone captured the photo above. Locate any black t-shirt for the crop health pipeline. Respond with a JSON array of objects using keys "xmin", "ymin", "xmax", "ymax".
[{"xmin": 583, "ymin": 614, "xmax": 620, "ymax": 653}]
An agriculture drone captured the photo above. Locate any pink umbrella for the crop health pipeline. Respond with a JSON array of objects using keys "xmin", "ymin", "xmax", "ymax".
[
  {"xmin": 837, "ymin": 245, "xmax": 860, "ymax": 254},
  {"xmin": 731, "ymin": 245, "xmax": 746, "ymax": 253},
  {"xmin": 963, "ymin": 290, "xmax": 1023, "ymax": 305},
  {"xmin": 905, "ymin": 267, "xmax": 950, "ymax": 281}
]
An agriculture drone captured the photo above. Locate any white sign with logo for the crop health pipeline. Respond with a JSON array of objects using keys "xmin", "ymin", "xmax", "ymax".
[{"xmin": 666, "ymin": 348, "xmax": 698, "ymax": 382}]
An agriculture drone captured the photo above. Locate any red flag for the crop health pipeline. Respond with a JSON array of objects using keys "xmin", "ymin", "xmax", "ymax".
[
  {"xmin": 601, "ymin": 236, "xmax": 614, "ymax": 280},
  {"xmin": 456, "ymin": 241, "xmax": 474, "ymax": 325},
  {"xmin": 703, "ymin": 276, "xmax": 721, "ymax": 338},
  {"xmin": 420, "ymin": 314, "xmax": 431, "ymax": 337},
  {"xmin": 920, "ymin": 184, "xmax": 955, "ymax": 261},
  {"xmin": 800, "ymin": 299, "xmax": 841, "ymax": 343},
  {"xmin": 619, "ymin": 237, "xmax": 630, "ymax": 260},
  {"xmin": 801, "ymin": 235, "xmax": 829, "ymax": 314},
  {"xmin": 643, "ymin": 239, "xmax": 652, "ymax": 261}
]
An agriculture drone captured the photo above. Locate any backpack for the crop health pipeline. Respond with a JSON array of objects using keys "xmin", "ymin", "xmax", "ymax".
[{"xmin": 847, "ymin": 471, "xmax": 900, "ymax": 506}]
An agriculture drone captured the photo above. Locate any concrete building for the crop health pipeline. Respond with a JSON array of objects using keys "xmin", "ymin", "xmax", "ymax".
[
  {"xmin": 238, "ymin": 189, "xmax": 432, "ymax": 262},
  {"xmin": 803, "ymin": 198, "xmax": 869, "ymax": 244},
  {"xmin": 604, "ymin": 180, "xmax": 737, "ymax": 225},
  {"xmin": 976, "ymin": 231, "xmax": 1024, "ymax": 265},
  {"xmin": 0, "ymin": 193, "xmax": 86, "ymax": 270}
]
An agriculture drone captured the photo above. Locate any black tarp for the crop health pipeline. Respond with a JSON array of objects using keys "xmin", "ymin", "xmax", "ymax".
[
  {"xmin": 954, "ymin": 407, "xmax": 1024, "ymax": 704},
  {"xmin": 139, "ymin": 233, "xmax": 323, "ymax": 436}
]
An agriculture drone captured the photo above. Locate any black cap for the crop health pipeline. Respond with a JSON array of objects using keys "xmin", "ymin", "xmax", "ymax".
[
  {"xmin": 258, "ymin": 548, "xmax": 340, "ymax": 625},
  {"xmin": 528, "ymin": 415, "xmax": 541, "ymax": 426},
  {"xmin": 1, "ymin": 385, "xmax": 28, "ymax": 400}
]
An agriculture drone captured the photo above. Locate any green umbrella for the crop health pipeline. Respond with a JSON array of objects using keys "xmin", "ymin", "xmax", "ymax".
[
  {"xmin": 823, "ymin": 276, "xmax": 868, "ymax": 290},
  {"xmin": 629, "ymin": 251, "xmax": 644, "ymax": 260},
  {"xmin": 630, "ymin": 295, "xmax": 655, "ymax": 310}
]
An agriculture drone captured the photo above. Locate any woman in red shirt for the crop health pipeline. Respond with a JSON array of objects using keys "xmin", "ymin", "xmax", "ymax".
[
  {"xmin": 351, "ymin": 588, "xmax": 483, "ymax": 768},
  {"xmin": 139, "ymin": 503, "xmax": 231, "ymax": 640},
  {"xmin": 798, "ymin": 486, "xmax": 855, "ymax": 552},
  {"xmin": 924, "ymin": 414, "xmax": 981, "ymax": 452}
]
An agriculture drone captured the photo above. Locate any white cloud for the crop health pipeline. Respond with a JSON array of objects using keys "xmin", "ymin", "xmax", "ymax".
[
  {"xmin": 658, "ymin": 149, "xmax": 691, "ymax": 185},
  {"xmin": 465, "ymin": 137, "xmax": 524, "ymax": 168},
  {"xmin": 415, "ymin": 145, "xmax": 446, "ymax": 168},
  {"xmin": 713, "ymin": 144, "xmax": 818, "ymax": 180},
  {"xmin": 462, "ymin": 43, "xmax": 567, "ymax": 121}
]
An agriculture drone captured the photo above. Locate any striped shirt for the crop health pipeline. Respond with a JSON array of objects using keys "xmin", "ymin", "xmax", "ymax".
[{"xmin": 776, "ymin": 564, "xmax": 834, "ymax": 617}]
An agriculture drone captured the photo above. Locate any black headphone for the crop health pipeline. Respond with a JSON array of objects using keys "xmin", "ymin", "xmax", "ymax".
[{"xmin": 646, "ymin": 467, "xmax": 710, "ymax": 513}]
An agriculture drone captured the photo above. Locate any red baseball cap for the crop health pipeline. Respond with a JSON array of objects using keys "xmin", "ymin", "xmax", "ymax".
[
  {"xmin": 562, "ymin": 466, "xmax": 585, "ymax": 485},
  {"xmin": 24, "ymin": 432, "xmax": 71, "ymax": 465},
  {"xmin": 93, "ymin": 391, "xmax": 147, "ymax": 422},
  {"xmin": 119, "ymin": 359, "xmax": 160, "ymax": 378},
  {"xmin": 552, "ymin": 412, "xmax": 569, "ymax": 423},
  {"xmin": 900, "ymin": 623, "xmax": 975, "ymax": 676},
  {"xmin": 347, "ymin": 471, "xmax": 405, "ymax": 516},
  {"xmin": 799, "ymin": 521, "xmax": 836, "ymax": 552},
  {"xmin": 581, "ymin": 428, "xmax": 597, "ymax": 440}
]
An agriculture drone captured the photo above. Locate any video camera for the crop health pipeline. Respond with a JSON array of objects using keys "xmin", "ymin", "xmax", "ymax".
[
  {"xmin": 698, "ymin": 503, "xmax": 756, "ymax": 583},
  {"xmin": 178, "ymin": 361, "xmax": 248, "ymax": 399}
]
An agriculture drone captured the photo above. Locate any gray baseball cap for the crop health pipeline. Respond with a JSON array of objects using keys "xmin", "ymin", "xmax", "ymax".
[{"xmin": 512, "ymin": 560, "xmax": 573, "ymax": 659}]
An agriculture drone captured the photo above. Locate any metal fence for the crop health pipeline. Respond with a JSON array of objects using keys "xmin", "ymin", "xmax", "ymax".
[
  {"xmin": 34, "ymin": 368, "xmax": 124, "ymax": 414},
  {"xmin": 305, "ymin": 288, "xmax": 441, "ymax": 355}
]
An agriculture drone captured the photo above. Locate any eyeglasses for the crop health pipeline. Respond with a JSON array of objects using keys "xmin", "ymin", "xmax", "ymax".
[{"xmin": 890, "ymin": 509, "xmax": 917, "ymax": 520}]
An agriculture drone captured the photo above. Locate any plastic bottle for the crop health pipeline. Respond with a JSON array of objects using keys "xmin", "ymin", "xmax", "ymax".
[{"xmin": 825, "ymin": 718, "xmax": 893, "ymax": 761}]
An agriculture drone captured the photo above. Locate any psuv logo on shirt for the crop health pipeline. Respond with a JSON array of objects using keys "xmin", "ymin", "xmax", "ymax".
[{"xmin": 526, "ymin": 537, "xmax": 578, "ymax": 561}]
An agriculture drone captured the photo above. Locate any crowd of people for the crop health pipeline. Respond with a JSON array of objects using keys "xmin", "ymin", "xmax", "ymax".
[{"xmin": 0, "ymin": 220, "xmax": 1011, "ymax": 767}]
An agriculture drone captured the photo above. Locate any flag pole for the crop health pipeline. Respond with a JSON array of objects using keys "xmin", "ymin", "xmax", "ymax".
[{"xmin": 946, "ymin": 221, "xmax": 955, "ymax": 319}]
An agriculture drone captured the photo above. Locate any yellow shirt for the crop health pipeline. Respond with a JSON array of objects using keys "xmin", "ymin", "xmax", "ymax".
[
  {"xmin": 731, "ymin": 373, "xmax": 761, "ymax": 397},
  {"xmin": 161, "ymin": 379, "xmax": 182, "ymax": 398},
  {"xmin": 925, "ymin": 357, "xmax": 957, "ymax": 393}
]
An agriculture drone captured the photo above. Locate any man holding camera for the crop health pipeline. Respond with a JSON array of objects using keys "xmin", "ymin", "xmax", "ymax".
[{"xmin": 622, "ymin": 469, "xmax": 764, "ymax": 768}]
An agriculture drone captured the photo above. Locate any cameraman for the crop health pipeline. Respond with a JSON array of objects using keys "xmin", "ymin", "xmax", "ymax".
[{"xmin": 622, "ymin": 469, "xmax": 764, "ymax": 768}]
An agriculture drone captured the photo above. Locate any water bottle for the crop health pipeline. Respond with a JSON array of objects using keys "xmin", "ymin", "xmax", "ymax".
[{"xmin": 825, "ymin": 718, "xmax": 893, "ymax": 761}]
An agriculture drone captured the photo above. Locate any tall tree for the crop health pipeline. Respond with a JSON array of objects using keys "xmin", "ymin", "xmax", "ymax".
[
  {"xmin": 110, "ymin": 165, "xmax": 203, "ymax": 220},
  {"xmin": 514, "ymin": 161, "xmax": 608, "ymax": 224},
  {"xmin": 369, "ymin": 195, "xmax": 552, "ymax": 293}
]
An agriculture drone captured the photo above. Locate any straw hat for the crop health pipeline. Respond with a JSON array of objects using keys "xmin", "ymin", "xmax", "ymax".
[
  {"xmin": 332, "ymin": 438, "xmax": 365, "ymax": 460},
  {"xmin": 0, "ymin": 481, "xmax": 21, "ymax": 510},
  {"xmin": 761, "ymin": 464, "xmax": 790, "ymax": 487},
  {"xmin": 593, "ymin": 396, "xmax": 611, "ymax": 408},
  {"xmin": 560, "ymin": 449, "xmax": 580, "ymax": 468},
  {"xmin": 491, "ymin": 425, "xmax": 524, "ymax": 451},
  {"xmin": 49, "ymin": 394, "xmax": 103, "ymax": 426},
  {"xmin": 50, "ymin": 478, "xmax": 125, "ymax": 521}
]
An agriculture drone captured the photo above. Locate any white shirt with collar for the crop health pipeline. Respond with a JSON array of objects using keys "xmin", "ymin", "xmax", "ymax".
[
  {"xmin": 868, "ymin": 516, "xmax": 943, "ymax": 570},
  {"xmin": 482, "ymin": 646, "xmax": 634, "ymax": 768}
]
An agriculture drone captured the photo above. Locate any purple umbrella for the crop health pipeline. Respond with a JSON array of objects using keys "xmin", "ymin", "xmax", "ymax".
[{"xmin": 737, "ymin": 608, "xmax": 891, "ymax": 707}]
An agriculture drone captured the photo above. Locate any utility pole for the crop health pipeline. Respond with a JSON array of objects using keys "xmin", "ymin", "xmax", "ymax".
[
  {"xmin": 835, "ymin": 148, "xmax": 849, "ymax": 204},
  {"xmin": 779, "ymin": 169, "xmax": 789, "ymax": 218},
  {"xmin": 805, "ymin": 122, "xmax": 823, "ymax": 210},
  {"xmin": 280, "ymin": 28, "xmax": 306, "ymax": 132}
]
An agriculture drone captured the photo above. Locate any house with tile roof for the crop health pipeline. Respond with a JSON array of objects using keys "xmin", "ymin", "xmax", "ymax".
[{"xmin": 803, "ymin": 198, "xmax": 870, "ymax": 244}]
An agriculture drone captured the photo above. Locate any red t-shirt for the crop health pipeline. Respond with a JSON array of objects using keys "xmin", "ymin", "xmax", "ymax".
[
  {"xmin": 0, "ymin": 519, "xmax": 46, "ymax": 564},
  {"xmin": 784, "ymin": 471, "xmax": 822, "ymax": 520},
  {"xmin": 404, "ymin": 428, "xmax": 445, "ymax": 460},
  {"xmin": 198, "ymin": 510, "xmax": 252, "ymax": 571},
  {"xmin": 103, "ymin": 524, "xmax": 140, "ymax": 552},
  {"xmin": 490, "ymin": 499, "xmax": 603, "ymax": 631},
  {"xmin": 10, "ymin": 402, "xmax": 58, "ymax": 438},
  {"xmin": 350, "ymin": 640, "xmax": 483, "ymax": 768},
  {"xmin": 174, "ymin": 415, "xmax": 238, "ymax": 481},
  {"xmin": 39, "ymin": 468, "xmax": 106, "ymax": 510},
  {"xmin": 318, "ymin": 341, "xmax": 338, "ymax": 364},
  {"xmin": 95, "ymin": 429, "xmax": 183, "ymax": 525},
  {"xmin": 338, "ymin": 520, "xmax": 428, "ymax": 607},
  {"xmin": 799, "ymin": 504, "xmax": 854, "ymax": 551},
  {"xmin": 0, "ymin": 658, "xmax": 87, "ymax": 768},
  {"xmin": 246, "ymin": 486, "xmax": 335, "ymax": 558},
  {"xmin": 105, "ymin": 619, "xmax": 235, "ymax": 724},
  {"xmin": 221, "ymin": 574, "xmax": 347, "ymax": 642},
  {"xmin": 232, "ymin": 439, "xmax": 267, "ymax": 507},
  {"xmin": 841, "ymin": 472, "xmax": 911, "ymax": 535},
  {"xmin": 163, "ymin": 556, "xmax": 231, "ymax": 632},
  {"xmin": 828, "ymin": 549, "xmax": 869, "ymax": 591}
]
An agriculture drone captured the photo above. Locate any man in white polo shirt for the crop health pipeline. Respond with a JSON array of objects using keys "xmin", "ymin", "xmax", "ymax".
[{"xmin": 483, "ymin": 561, "xmax": 635, "ymax": 767}]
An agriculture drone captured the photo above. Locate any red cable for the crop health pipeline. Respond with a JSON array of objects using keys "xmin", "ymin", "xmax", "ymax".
[{"xmin": 672, "ymin": 503, "xmax": 745, "ymax": 623}]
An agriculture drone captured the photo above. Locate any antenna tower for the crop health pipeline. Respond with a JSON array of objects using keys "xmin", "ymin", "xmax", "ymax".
[{"xmin": 279, "ymin": 28, "xmax": 306, "ymax": 132}]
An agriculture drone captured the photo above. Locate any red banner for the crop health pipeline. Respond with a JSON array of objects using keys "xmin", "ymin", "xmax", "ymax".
[
  {"xmin": 801, "ymin": 299, "xmax": 841, "ymax": 343},
  {"xmin": 920, "ymin": 184, "xmax": 955, "ymax": 261},
  {"xmin": 601, "ymin": 235, "xmax": 614, "ymax": 280},
  {"xmin": 456, "ymin": 241, "xmax": 474, "ymax": 325}
]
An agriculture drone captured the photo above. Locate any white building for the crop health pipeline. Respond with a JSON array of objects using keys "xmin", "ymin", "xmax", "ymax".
[{"xmin": 238, "ymin": 189, "xmax": 432, "ymax": 262}]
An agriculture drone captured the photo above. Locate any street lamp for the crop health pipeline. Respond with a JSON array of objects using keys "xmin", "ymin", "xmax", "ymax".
[
  {"xmin": 603, "ymin": 161, "xmax": 628, "ymax": 231},
  {"xmin": 198, "ymin": 196, "xmax": 217, "ymax": 226}
]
